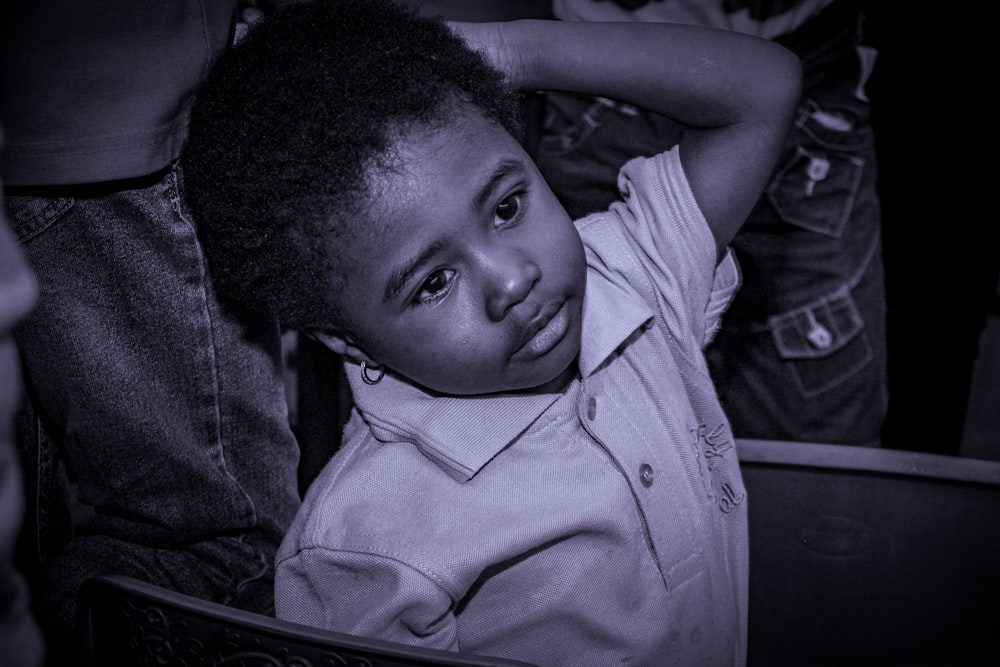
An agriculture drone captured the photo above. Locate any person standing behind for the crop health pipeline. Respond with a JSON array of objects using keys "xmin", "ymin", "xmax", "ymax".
[
  {"xmin": 0, "ymin": 3, "xmax": 301, "ymax": 665},
  {"xmin": 533, "ymin": 0, "xmax": 886, "ymax": 446}
]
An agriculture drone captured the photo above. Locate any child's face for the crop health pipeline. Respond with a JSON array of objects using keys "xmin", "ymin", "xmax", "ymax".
[{"xmin": 336, "ymin": 108, "xmax": 587, "ymax": 395}]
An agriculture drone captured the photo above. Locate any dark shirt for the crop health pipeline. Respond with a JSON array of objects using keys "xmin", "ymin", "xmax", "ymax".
[{"xmin": 0, "ymin": 1, "xmax": 238, "ymax": 185}]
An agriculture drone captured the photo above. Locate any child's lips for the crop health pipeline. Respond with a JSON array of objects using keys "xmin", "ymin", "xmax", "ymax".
[{"xmin": 511, "ymin": 301, "xmax": 570, "ymax": 362}]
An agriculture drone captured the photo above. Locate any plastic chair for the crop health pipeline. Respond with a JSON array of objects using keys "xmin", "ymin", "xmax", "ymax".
[
  {"xmin": 78, "ymin": 440, "xmax": 1000, "ymax": 666},
  {"xmin": 77, "ymin": 574, "xmax": 539, "ymax": 667},
  {"xmin": 737, "ymin": 438, "xmax": 1000, "ymax": 666}
]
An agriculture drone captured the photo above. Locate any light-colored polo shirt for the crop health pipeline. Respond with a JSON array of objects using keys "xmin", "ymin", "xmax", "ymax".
[{"xmin": 275, "ymin": 147, "xmax": 747, "ymax": 666}]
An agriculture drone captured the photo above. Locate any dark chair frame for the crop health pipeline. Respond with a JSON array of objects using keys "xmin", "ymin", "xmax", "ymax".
[
  {"xmin": 78, "ymin": 574, "xmax": 538, "ymax": 667},
  {"xmin": 78, "ymin": 440, "xmax": 1000, "ymax": 666},
  {"xmin": 737, "ymin": 439, "xmax": 1000, "ymax": 666}
]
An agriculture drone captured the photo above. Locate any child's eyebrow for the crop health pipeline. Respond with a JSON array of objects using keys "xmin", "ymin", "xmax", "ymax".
[
  {"xmin": 474, "ymin": 160, "xmax": 522, "ymax": 212},
  {"xmin": 384, "ymin": 239, "xmax": 449, "ymax": 303}
]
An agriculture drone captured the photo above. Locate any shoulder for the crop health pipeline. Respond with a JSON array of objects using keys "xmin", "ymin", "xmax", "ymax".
[
  {"xmin": 577, "ymin": 148, "xmax": 715, "ymax": 285},
  {"xmin": 298, "ymin": 429, "xmax": 445, "ymax": 529}
]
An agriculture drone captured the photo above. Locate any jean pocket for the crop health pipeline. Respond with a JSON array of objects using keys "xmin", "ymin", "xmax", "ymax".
[
  {"xmin": 765, "ymin": 103, "xmax": 872, "ymax": 239},
  {"xmin": 768, "ymin": 284, "xmax": 873, "ymax": 397},
  {"xmin": 537, "ymin": 95, "xmax": 635, "ymax": 158},
  {"xmin": 766, "ymin": 145, "xmax": 864, "ymax": 238},
  {"xmin": 6, "ymin": 195, "xmax": 74, "ymax": 244}
]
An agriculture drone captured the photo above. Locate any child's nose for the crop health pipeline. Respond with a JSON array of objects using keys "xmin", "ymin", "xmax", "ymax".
[{"xmin": 484, "ymin": 249, "xmax": 541, "ymax": 322}]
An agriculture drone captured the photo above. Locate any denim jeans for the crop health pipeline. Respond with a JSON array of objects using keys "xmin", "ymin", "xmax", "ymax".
[
  {"xmin": 6, "ymin": 164, "xmax": 301, "ymax": 664},
  {"xmin": 534, "ymin": 7, "xmax": 886, "ymax": 445}
]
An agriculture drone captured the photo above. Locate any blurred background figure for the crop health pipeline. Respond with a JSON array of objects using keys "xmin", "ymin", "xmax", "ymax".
[
  {"xmin": 0, "ymin": 4, "xmax": 301, "ymax": 665},
  {"xmin": 531, "ymin": 0, "xmax": 887, "ymax": 446},
  {"xmin": 0, "ymin": 128, "xmax": 44, "ymax": 667}
]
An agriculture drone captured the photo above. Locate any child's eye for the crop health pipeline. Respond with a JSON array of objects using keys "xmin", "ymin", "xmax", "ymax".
[
  {"xmin": 494, "ymin": 193, "xmax": 524, "ymax": 228},
  {"xmin": 415, "ymin": 268, "xmax": 455, "ymax": 304}
]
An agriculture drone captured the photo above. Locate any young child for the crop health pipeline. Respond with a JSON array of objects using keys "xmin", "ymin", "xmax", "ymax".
[{"xmin": 181, "ymin": 0, "xmax": 801, "ymax": 664}]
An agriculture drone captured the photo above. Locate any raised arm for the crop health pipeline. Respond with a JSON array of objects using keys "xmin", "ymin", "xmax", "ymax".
[{"xmin": 451, "ymin": 19, "xmax": 802, "ymax": 255}]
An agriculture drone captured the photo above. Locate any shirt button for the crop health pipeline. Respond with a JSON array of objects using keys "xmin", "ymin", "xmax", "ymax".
[
  {"xmin": 586, "ymin": 397, "xmax": 597, "ymax": 421},
  {"xmin": 805, "ymin": 311, "xmax": 833, "ymax": 350},
  {"xmin": 639, "ymin": 463, "xmax": 654, "ymax": 488}
]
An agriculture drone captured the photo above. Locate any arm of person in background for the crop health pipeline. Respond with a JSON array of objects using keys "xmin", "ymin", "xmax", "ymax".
[
  {"xmin": 0, "ymin": 128, "xmax": 44, "ymax": 667},
  {"xmin": 450, "ymin": 19, "xmax": 802, "ymax": 258}
]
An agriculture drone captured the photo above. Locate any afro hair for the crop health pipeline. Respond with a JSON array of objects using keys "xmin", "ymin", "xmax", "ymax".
[{"xmin": 181, "ymin": 0, "xmax": 522, "ymax": 329}]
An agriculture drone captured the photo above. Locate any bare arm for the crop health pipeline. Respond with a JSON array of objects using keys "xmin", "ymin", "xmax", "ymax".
[{"xmin": 450, "ymin": 20, "xmax": 802, "ymax": 255}]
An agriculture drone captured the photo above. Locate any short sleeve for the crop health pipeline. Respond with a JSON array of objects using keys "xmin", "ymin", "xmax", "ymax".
[
  {"xmin": 275, "ymin": 546, "xmax": 459, "ymax": 650},
  {"xmin": 596, "ymin": 148, "xmax": 739, "ymax": 350}
]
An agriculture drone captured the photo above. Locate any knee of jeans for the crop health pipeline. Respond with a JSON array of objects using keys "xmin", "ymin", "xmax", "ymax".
[{"xmin": 768, "ymin": 284, "xmax": 875, "ymax": 397}]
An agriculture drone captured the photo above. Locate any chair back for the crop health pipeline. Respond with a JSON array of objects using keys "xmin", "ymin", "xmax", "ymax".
[
  {"xmin": 738, "ymin": 439, "xmax": 1000, "ymax": 666},
  {"xmin": 79, "ymin": 441, "xmax": 1000, "ymax": 666}
]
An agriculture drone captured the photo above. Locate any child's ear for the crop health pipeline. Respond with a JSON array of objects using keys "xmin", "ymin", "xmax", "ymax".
[{"xmin": 302, "ymin": 329, "xmax": 378, "ymax": 366}]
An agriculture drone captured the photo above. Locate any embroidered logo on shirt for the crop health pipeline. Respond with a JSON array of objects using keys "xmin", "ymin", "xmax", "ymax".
[
  {"xmin": 690, "ymin": 422, "xmax": 745, "ymax": 514},
  {"xmin": 699, "ymin": 423, "xmax": 732, "ymax": 471},
  {"xmin": 718, "ymin": 481, "xmax": 745, "ymax": 513}
]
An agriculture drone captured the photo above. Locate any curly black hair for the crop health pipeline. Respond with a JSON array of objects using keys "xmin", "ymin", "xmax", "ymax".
[{"xmin": 182, "ymin": 0, "xmax": 523, "ymax": 329}]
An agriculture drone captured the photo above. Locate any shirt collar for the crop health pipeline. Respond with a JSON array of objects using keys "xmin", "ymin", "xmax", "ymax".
[{"xmin": 346, "ymin": 271, "xmax": 653, "ymax": 482}]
